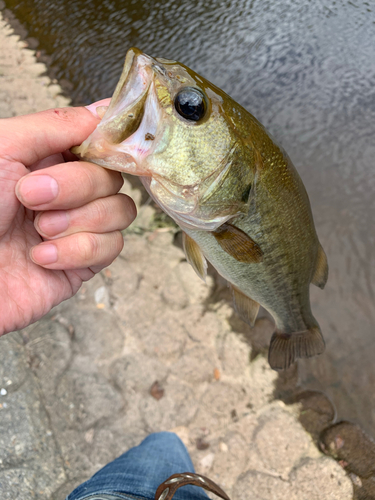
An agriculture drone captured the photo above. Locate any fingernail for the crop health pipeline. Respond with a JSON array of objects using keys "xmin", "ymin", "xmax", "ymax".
[
  {"xmin": 37, "ymin": 211, "xmax": 69, "ymax": 236},
  {"xmin": 85, "ymin": 103, "xmax": 100, "ymax": 118},
  {"xmin": 31, "ymin": 244, "xmax": 58, "ymax": 265},
  {"xmin": 17, "ymin": 175, "xmax": 59, "ymax": 206}
]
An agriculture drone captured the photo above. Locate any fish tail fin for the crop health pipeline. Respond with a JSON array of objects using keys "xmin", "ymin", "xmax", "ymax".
[{"xmin": 268, "ymin": 326, "xmax": 325, "ymax": 371}]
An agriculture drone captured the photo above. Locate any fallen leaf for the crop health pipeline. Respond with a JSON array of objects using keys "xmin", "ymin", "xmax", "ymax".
[
  {"xmin": 196, "ymin": 437, "xmax": 210, "ymax": 450},
  {"xmin": 150, "ymin": 381, "xmax": 164, "ymax": 400}
]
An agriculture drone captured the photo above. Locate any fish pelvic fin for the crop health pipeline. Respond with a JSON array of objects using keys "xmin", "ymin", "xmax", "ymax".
[
  {"xmin": 230, "ymin": 284, "xmax": 260, "ymax": 326},
  {"xmin": 182, "ymin": 232, "xmax": 207, "ymax": 282},
  {"xmin": 268, "ymin": 326, "xmax": 325, "ymax": 371},
  {"xmin": 311, "ymin": 243, "xmax": 328, "ymax": 289}
]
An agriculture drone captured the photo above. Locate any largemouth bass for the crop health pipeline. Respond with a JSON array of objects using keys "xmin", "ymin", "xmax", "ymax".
[{"xmin": 73, "ymin": 48, "xmax": 328, "ymax": 370}]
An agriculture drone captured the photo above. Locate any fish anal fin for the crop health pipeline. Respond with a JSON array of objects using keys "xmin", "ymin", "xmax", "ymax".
[
  {"xmin": 212, "ymin": 223, "xmax": 263, "ymax": 263},
  {"xmin": 182, "ymin": 232, "xmax": 207, "ymax": 282},
  {"xmin": 311, "ymin": 244, "xmax": 329, "ymax": 289},
  {"xmin": 230, "ymin": 284, "xmax": 260, "ymax": 326},
  {"xmin": 268, "ymin": 327, "xmax": 325, "ymax": 371}
]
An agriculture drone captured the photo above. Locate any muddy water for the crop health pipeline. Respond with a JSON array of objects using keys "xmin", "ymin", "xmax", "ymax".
[{"xmin": 3, "ymin": 0, "xmax": 375, "ymax": 434}]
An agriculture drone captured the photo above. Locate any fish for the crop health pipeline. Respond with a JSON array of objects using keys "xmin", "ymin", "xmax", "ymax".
[{"xmin": 72, "ymin": 47, "xmax": 329, "ymax": 370}]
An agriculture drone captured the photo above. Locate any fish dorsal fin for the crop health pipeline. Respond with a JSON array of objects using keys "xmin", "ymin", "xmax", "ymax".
[
  {"xmin": 268, "ymin": 327, "xmax": 325, "ymax": 371},
  {"xmin": 212, "ymin": 223, "xmax": 263, "ymax": 263},
  {"xmin": 182, "ymin": 232, "xmax": 207, "ymax": 282},
  {"xmin": 230, "ymin": 284, "xmax": 260, "ymax": 326},
  {"xmin": 311, "ymin": 244, "xmax": 328, "ymax": 289}
]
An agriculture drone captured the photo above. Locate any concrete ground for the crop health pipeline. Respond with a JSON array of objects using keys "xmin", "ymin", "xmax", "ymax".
[{"xmin": 0, "ymin": 11, "xmax": 359, "ymax": 500}]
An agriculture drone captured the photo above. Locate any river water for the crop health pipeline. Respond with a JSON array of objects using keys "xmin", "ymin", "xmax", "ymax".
[{"xmin": 3, "ymin": 0, "xmax": 375, "ymax": 435}]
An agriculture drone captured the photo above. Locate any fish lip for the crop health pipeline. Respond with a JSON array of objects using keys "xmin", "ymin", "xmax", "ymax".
[
  {"xmin": 75, "ymin": 48, "xmax": 156, "ymax": 164},
  {"xmin": 106, "ymin": 48, "xmax": 150, "ymax": 115},
  {"xmin": 101, "ymin": 48, "xmax": 154, "ymax": 126}
]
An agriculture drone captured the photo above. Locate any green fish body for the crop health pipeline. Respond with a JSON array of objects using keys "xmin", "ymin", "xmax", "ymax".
[{"xmin": 73, "ymin": 48, "xmax": 328, "ymax": 370}]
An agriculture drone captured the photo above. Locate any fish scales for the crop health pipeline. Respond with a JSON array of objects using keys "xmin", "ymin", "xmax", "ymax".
[{"xmin": 72, "ymin": 48, "xmax": 328, "ymax": 370}]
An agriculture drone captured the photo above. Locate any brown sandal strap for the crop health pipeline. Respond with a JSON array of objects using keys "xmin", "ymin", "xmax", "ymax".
[{"xmin": 154, "ymin": 472, "xmax": 231, "ymax": 500}]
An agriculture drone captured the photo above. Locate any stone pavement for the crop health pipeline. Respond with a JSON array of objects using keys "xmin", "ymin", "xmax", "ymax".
[{"xmin": 0, "ymin": 11, "xmax": 356, "ymax": 500}]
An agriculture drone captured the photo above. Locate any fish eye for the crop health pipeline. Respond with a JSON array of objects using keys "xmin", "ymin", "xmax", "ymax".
[{"xmin": 174, "ymin": 88, "xmax": 206, "ymax": 122}]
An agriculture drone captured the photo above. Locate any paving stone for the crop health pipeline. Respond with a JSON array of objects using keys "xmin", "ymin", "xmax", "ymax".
[
  {"xmin": 169, "ymin": 345, "xmax": 219, "ymax": 384},
  {"xmin": 140, "ymin": 375, "xmax": 200, "ymax": 431},
  {"xmin": 232, "ymin": 469, "xmax": 291, "ymax": 500},
  {"xmin": 181, "ymin": 308, "xmax": 226, "ymax": 346},
  {"xmin": 133, "ymin": 313, "xmax": 188, "ymax": 361},
  {"xmin": 0, "ymin": 334, "xmax": 28, "ymax": 391},
  {"xmin": 160, "ymin": 270, "xmax": 190, "ymax": 309},
  {"xmin": 65, "ymin": 308, "xmax": 125, "ymax": 363},
  {"xmin": 209, "ymin": 431, "xmax": 250, "ymax": 492},
  {"xmin": 289, "ymin": 457, "xmax": 353, "ymax": 500},
  {"xmin": 53, "ymin": 369, "xmax": 124, "ymax": 430},
  {"xmin": 0, "ymin": 12, "xmax": 69, "ymax": 119},
  {"xmin": 254, "ymin": 405, "xmax": 316, "ymax": 477},
  {"xmin": 0, "ymin": 380, "xmax": 66, "ymax": 495},
  {"xmin": 110, "ymin": 353, "xmax": 169, "ymax": 395},
  {"xmin": 192, "ymin": 382, "xmax": 247, "ymax": 431},
  {"xmin": 108, "ymin": 257, "xmax": 142, "ymax": 303},
  {"xmin": 217, "ymin": 331, "xmax": 250, "ymax": 379},
  {"xmin": 175, "ymin": 261, "xmax": 214, "ymax": 305},
  {"xmin": 0, "ymin": 468, "xmax": 36, "ymax": 500},
  {"xmin": 21, "ymin": 319, "xmax": 72, "ymax": 398},
  {"xmin": 245, "ymin": 356, "xmax": 279, "ymax": 411}
]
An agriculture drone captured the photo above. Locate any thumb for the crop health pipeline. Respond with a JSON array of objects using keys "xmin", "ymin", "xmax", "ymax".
[{"xmin": 0, "ymin": 99, "xmax": 111, "ymax": 168}]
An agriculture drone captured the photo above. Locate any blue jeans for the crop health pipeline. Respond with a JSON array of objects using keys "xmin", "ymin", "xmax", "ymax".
[{"xmin": 66, "ymin": 432, "xmax": 210, "ymax": 500}]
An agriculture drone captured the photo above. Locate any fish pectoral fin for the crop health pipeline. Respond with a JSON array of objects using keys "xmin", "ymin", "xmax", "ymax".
[
  {"xmin": 311, "ymin": 243, "xmax": 328, "ymax": 289},
  {"xmin": 211, "ymin": 223, "xmax": 263, "ymax": 263},
  {"xmin": 268, "ymin": 327, "xmax": 325, "ymax": 371},
  {"xmin": 182, "ymin": 232, "xmax": 207, "ymax": 282},
  {"xmin": 230, "ymin": 284, "xmax": 260, "ymax": 326}
]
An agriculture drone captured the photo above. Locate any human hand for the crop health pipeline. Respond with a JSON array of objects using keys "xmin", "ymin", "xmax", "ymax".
[{"xmin": 0, "ymin": 101, "xmax": 136, "ymax": 336}]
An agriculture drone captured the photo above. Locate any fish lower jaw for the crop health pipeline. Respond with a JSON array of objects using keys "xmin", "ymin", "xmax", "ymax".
[{"xmin": 76, "ymin": 138, "xmax": 150, "ymax": 175}]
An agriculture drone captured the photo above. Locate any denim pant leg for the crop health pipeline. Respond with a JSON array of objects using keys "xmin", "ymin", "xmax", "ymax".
[{"xmin": 66, "ymin": 432, "xmax": 210, "ymax": 500}]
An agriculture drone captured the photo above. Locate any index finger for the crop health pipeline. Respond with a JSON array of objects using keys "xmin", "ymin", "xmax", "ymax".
[{"xmin": 0, "ymin": 98, "xmax": 110, "ymax": 167}]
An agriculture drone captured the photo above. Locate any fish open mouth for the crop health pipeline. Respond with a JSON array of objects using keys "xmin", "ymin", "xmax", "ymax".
[{"xmin": 72, "ymin": 48, "xmax": 156, "ymax": 174}]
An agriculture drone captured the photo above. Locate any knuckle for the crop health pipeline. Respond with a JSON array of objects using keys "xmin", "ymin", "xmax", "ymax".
[
  {"xmin": 76, "ymin": 233, "xmax": 99, "ymax": 262},
  {"xmin": 90, "ymin": 199, "xmax": 109, "ymax": 227},
  {"xmin": 81, "ymin": 167, "xmax": 98, "ymax": 199}
]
